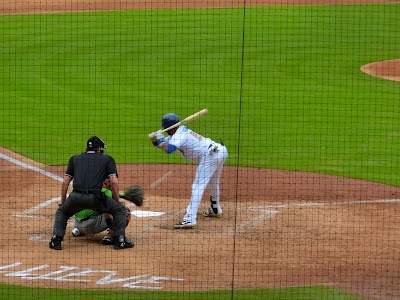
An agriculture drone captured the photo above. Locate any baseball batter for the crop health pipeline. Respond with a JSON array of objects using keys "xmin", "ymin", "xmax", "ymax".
[
  {"xmin": 149, "ymin": 113, "xmax": 228, "ymax": 229},
  {"xmin": 49, "ymin": 136, "xmax": 134, "ymax": 250}
]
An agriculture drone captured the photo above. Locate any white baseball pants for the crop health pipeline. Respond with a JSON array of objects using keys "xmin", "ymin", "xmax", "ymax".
[{"xmin": 183, "ymin": 144, "xmax": 228, "ymax": 224}]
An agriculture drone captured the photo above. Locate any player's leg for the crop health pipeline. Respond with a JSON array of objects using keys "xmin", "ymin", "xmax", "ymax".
[
  {"xmin": 99, "ymin": 196, "xmax": 133, "ymax": 249},
  {"xmin": 50, "ymin": 194, "xmax": 83, "ymax": 250},
  {"xmin": 203, "ymin": 145, "xmax": 228, "ymax": 217},
  {"xmin": 101, "ymin": 213, "xmax": 115, "ymax": 245},
  {"xmin": 178, "ymin": 156, "xmax": 215, "ymax": 227}
]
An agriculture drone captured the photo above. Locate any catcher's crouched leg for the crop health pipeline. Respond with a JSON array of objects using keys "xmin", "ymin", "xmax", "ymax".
[
  {"xmin": 102, "ymin": 207, "xmax": 131, "ymax": 245},
  {"xmin": 110, "ymin": 204, "xmax": 134, "ymax": 250}
]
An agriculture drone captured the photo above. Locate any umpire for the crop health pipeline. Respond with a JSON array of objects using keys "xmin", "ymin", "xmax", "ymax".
[{"xmin": 49, "ymin": 136, "xmax": 134, "ymax": 250}]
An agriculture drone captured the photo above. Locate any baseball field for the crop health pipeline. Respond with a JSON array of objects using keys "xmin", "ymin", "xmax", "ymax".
[{"xmin": 1, "ymin": 0, "xmax": 400, "ymax": 299}]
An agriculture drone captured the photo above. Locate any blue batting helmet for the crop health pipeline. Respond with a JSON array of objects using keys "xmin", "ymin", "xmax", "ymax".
[{"xmin": 161, "ymin": 113, "xmax": 180, "ymax": 129}]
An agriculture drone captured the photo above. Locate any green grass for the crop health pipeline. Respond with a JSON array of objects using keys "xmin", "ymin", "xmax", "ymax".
[
  {"xmin": 0, "ymin": 284, "xmax": 362, "ymax": 299},
  {"xmin": 1, "ymin": 5, "xmax": 400, "ymax": 186},
  {"xmin": 0, "ymin": 5, "xmax": 394, "ymax": 298}
]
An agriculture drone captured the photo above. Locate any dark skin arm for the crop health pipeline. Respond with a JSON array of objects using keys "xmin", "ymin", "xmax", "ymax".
[
  {"xmin": 109, "ymin": 174, "xmax": 121, "ymax": 203},
  {"xmin": 59, "ymin": 175, "xmax": 73, "ymax": 206}
]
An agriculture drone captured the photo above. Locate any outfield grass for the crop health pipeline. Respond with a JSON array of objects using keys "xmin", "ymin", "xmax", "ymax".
[
  {"xmin": 1, "ymin": 5, "xmax": 399, "ymax": 186},
  {"xmin": 0, "ymin": 4, "xmax": 396, "ymax": 298},
  {"xmin": 0, "ymin": 283, "xmax": 362, "ymax": 299}
]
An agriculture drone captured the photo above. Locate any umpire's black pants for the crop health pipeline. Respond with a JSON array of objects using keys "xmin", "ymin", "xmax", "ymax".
[{"xmin": 52, "ymin": 191, "xmax": 127, "ymax": 238}]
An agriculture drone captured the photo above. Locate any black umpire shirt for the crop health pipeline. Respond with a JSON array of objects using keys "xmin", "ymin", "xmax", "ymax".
[{"xmin": 66, "ymin": 151, "xmax": 118, "ymax": 191}]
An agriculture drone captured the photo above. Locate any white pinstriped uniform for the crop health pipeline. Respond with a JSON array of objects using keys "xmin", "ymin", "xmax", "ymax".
[{"xmin": 165, "ymin": 126, "xmax": 228, "ymax": 224}]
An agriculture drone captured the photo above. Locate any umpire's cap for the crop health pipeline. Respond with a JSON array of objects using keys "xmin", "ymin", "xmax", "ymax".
[
  {"xmin": 86, "ymin": 136, "xmax": 106, "ymax": 153},
  {"xmin": 161, "ymin": 113, "xmax": 180, "ymax": 129}
]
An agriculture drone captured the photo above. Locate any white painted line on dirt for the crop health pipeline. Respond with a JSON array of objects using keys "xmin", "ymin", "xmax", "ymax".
[
  {"xmin": 223, "ymin": 208, "xmax": 279, "ymax": 236},
  {"xmin": 0, "ymin": 262, "xmax": 22, "ymax": 272},
  {"xmin": 261, "ymin": 198, "xmax": 400, "ymax": 209},
  {"xmin": 16, "ymin": 215, "xmax": 48, "ymax": 219},
  {"xmin": 0, "ymin": 153, "xmax": 63, "ymax": 182},
  {"xmin": 19, "ymin": 197, "xmax": 60, "ymax": 214},
  {"xmin": 233, "ymin": 209, "xmax": 279, "ymax": 235},
  {"xmin": 1, "ymin": 151, "xmax": 66, "ymax": 219},
  {"xmin": 231, "ymin": 200, "xmax": 400, "ymax": 235},
  {"xmin": 131, "ymin": 211, "xmax": 165, "ymax": 217},
  {"xmin": 0, "ymin": 262, "xmax": 184, "ymax": 289},
  {"xmin": 149, "ymin": 170, "xmax": 174, "ymax": 189},
  {"xmin": 15, "ymin": 197, "xmax": 60, "ymax": 219},
  {"xmin": 29, "ymin": 234, "xmax": 47, "ymax": 242}
]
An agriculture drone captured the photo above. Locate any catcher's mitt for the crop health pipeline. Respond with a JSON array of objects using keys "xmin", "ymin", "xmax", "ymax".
[{"xmin": 119, "ymin": 185, "xmax": 144, "ymax": 207}]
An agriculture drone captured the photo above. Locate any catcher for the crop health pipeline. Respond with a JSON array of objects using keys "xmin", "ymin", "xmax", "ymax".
[{"xmin": 72, "ymin": 181, "xmax": 144, "ymax": 244}]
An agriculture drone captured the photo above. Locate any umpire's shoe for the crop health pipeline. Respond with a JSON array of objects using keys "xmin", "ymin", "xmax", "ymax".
[
  {"xmin": 49, "ymin": 235, "xmax": 62, "ymax": 250},
  {"xmin": 114, "ymin": 235, "xmax": 134, "ymax": 250}
]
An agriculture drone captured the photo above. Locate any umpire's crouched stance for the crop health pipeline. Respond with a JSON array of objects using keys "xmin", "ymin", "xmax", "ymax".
[{"xmin": 49, "ymin": 136, "xmax": 134, "ymax": 250}]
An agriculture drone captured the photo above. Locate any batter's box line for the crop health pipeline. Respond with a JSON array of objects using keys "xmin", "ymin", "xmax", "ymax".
[
  {"xmin": 221, "ymin": 207, "xmax": 279, "ymax": 236},
  {"xmin": 250, "ymin": 199, "xmax": 400, "ymax": 210},
  {"xmin": 223, "ymin": 199, "xmax": 400, "ymax": 236},
  {"xmin": 15, "ymin": 197, "xmax": 60, "ymax": 219}
]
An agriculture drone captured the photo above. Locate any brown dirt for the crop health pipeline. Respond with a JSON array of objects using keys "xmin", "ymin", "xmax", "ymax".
[
  {"xmin": 2, "ymin": 144, "xmax": 400, "ymax": 299},
  {"xmin": 1, "ymin": 1, "xmax": 400, "ymax": 299},
  {"xmin": 361, "ymin": 59, "xmax": 400, "ymax": 82}
]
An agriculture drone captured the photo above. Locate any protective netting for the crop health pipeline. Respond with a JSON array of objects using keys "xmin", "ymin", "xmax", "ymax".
[{"xmin": 1, "ymin": 0, "xmax": 399, "ymax": 299}]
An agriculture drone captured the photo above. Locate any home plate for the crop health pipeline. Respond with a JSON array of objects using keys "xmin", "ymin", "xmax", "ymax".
[{"xmin": 131, "ymin": 210, "xmax": 165, "ymax": 217}]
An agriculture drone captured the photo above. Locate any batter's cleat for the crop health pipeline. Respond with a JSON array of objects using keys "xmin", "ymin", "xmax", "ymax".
[
  {"xmin": 102, "ymin": 234, "xmax": 115, "ymax": 245},
  {"xmin": 49, "ymin": 235, "xmax": 62, "ymax": 250},
  {"xmin": 71, "ymin": 228, "xmax": 81, "ymax": 237},
  {"xmin": 202, "ymin": 207, "xmax": 222, "ymax": 218},
  {"xmin": 114, "ymin": 235, "xmax": 134, "ymax": 250},
  {"xmin": 173, "ymin": 220, "xmax": 197, "ymax": 229}
]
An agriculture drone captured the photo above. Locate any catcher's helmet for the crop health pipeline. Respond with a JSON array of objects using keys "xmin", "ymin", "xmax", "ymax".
[
  {"xmin": 161, "ymin": 113, "xmax": 180, "ymax": 129},
  {"xmin": 86, "ymin": 136, "xmax": 106, "ymax": 153}
]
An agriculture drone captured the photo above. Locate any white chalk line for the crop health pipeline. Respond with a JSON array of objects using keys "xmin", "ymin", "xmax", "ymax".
[
  {"xmin": 234, "ymin": 200, "xmax": 400, "ymax": 235},
  {"xmin": 1, "ymin": 149, "xmax": 169, "ymax": 219},
  {"xmin": 0, "ymin": 153, "xmax": 63, "ymax": 182},
  {"xmin": 227, "ymin": 209, "xmax": 280, "ymax": 236},
  {"xmin": 3, "ymin": 150, "xmax": 400, "ymax": 235},
  {"xmin": 149, "ymin": 170, "xmax": 174, "ymax": 189},
  {"xmin": 256, "ymin": 198, "xmax": 400, "ymax": 209},
  {"xmin": 15, "ymin": 197, "xmax": 61, "ymax": 219}
]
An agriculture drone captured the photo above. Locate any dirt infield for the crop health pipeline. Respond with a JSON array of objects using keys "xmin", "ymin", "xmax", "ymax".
[
  {"xmin": 1, "ymin": 0, "xmax": 400, "ymax": 299},
  {"xmin": 2, "ymin": 144, "xmax": 400, "ymax": 298}
]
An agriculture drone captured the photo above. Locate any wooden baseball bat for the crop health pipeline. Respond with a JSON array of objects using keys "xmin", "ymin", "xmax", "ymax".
[{"xmin": 160, "ymin": 108, "xmax": 208, "ymax": 133}]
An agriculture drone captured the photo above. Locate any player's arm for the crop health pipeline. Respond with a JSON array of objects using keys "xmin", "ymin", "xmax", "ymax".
[
  {"xmin": 60, "ymin": 175, "xmax": 72, "ymax": 206},
  {"xmin": 149, "ymin": 131, "xmax": 177, "ymax": 154},
  {"xmin": 158, "ymin": 142, "xmax": 177, "ymax": 154},
  {"xmin": 109, "ymin": 174, "xmax": 121, "ymax": 202}
]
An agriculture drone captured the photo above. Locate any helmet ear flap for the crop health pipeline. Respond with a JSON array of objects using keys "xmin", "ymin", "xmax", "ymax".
[{"xmin": 99, "ymin": 140, "xmax": 107, "ymax": 153}]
